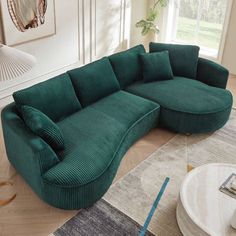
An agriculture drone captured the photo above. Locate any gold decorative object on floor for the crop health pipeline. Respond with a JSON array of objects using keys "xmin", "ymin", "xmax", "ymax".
[
  {"xmin": 187, "ymin": 164, "xmax": 194, "ymax": 172},
  {"xmin": 0, "ymin": 181, "xmax": 16, "ymax": 206}
]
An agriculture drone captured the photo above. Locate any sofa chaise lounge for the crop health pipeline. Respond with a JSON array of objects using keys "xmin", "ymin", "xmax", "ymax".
[{"xmin": 1, "ymin": 43, "xmax": 232, "ymax": 209}]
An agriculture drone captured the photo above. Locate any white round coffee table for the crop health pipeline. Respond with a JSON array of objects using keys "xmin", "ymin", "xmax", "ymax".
[{"xmin": 177, "ymin": 163, "xmax": 236, "ymax": 236}]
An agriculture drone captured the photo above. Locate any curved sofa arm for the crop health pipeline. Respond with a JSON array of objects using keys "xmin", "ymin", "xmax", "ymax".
[
  {"xmin": 1, "ymin": 103, "xmax": 59, "ymax": 177},
  {"xmin": 197, "ymin": 57, "xmax": 229, "ymax": 89}
]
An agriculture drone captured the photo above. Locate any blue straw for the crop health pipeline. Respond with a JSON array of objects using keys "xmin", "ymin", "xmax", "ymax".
[{"xmin": 139, "ymin": 177, "xmax": 170, "ymax": 236}]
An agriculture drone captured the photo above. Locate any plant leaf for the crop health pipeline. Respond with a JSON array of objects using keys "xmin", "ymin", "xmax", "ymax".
[
  {"xmin": 147, "ymin": 8, "xmax": 158, "ymax": 21},
  {"xmin": 141, "ymin": 26, "xmax": 150, "ymax": 36},
  {"xmin": 136, "ymin": 0, "xmax": 170, "ymax": 36},
  {"xmin": 150, "ymin": 26, "xmax": 160, "ymax": 35},
  {"xmin": 159, "ymin": 0, "xmax": 169, "ymax": 7},
  {"xmin": 136, "ymin": 20, "xmax": 147, "ymax": 28}
]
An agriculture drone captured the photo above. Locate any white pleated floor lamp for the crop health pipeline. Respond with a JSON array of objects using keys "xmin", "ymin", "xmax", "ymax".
[
  {"xmin": 0, "ymin": 44, "xmax": 36, "ymax": 81},
  {"xmin": 0, "ymin": 44, "xmax": 36, "ymax": 206}
]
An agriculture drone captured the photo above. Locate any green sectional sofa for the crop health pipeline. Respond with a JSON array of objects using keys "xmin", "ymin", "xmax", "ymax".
[{"xmin": 1, "ymin": 43, "xmax": 232, "ymax": 209}]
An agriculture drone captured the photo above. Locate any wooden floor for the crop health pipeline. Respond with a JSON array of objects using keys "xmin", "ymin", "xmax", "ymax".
[{"xmin": 0, "ymin": 75, "xmax": 235, "ymax": 236}]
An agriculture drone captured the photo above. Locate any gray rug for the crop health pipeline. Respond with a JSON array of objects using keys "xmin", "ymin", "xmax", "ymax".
[
  {"xmin": 53, "ymin": 199, "xmax": 154, "ymax": 236},
  {"xmin": 104, "ymin": 110, "xmax": 236, "ymax": 235},
  {"xmin": 53, "ymin": 110, "xmax": 236, "ymax": 236}
]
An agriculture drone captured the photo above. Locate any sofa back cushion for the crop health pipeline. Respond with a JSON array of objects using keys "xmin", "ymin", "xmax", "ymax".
[
  {"xmin": 68, "ymin": 57, "xmax": 120, "ymax": 107},
  {"xmin": 149, "ymin": 42, "xmax": 200, "ymax": 79},
  {"xmin": 109, "ymin": 45, "xmax": 146, "ymax": 88},
  {"xmin": 13, "ymin": 73, "xmax": 81, "ymax": 122}
]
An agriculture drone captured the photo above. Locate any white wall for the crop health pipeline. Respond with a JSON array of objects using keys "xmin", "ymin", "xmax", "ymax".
[
  {"xmin": 222, "ymin": 0, "xmax": 236, "ymax": 75},
  {"xmin": 0, "ymin": 0, "xmax": 79, "ymax": 106},
  {"xmin": 130, "ymin": 0, "xmax": 167, "ymax": 50},
  {"xmin": 0, "ymin": 0, "xmax": 134, "ymax": 107},
  {"xmin": 0, "ymin": 7, "xmax": 3, "ymax": 42},
  {"xmin": 130, "ymin": 0, "xmax": 149, "ymax": 48},
  {"xmin": 80, "ymin": 0, "xmax": 131, "ymax": 63}
]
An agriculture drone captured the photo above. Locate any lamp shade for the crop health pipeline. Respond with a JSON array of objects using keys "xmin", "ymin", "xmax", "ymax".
[{"xmin": 0, "ymin": 44, "xmax": 36, "ymax": 81}]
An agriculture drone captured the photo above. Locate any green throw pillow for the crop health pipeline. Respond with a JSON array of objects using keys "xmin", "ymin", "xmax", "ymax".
[
  {"xmin": 109, "ymin": 45, "xmax": 146, "ymax": 88},
  {"xmin": 21, "ymin": 105, "xmax": 65, "ymax": 151},
  {"xmin": 149, "ymin": 42, "xmax": 200, "ymax": 79},
  {"xmin": 140, "ymin": 51, "xmax": 173, "ymax": 83}
]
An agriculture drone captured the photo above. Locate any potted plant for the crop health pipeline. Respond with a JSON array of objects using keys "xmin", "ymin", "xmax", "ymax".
[{"xmin": 136, "ymin": 0, "xmax": 169, "ymax": 40}]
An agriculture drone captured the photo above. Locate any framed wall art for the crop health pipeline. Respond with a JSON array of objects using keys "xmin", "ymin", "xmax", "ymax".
[{"xmin": 0, "ymin": 0, "xmax": 56, "ymax": 46}]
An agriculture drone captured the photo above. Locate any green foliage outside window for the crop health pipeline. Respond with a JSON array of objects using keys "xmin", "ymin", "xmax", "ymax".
[{"xmin": 179, "ymin": 0, "xmax": 227, "ymax": 24}]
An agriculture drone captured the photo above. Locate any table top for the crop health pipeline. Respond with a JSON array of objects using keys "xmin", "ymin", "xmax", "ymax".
[{"xmin": 180, "ymin": 163, "xmax": 236, "ymax": 236}]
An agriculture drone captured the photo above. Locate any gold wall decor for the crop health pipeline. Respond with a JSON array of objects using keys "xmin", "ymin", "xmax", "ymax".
[
  {"xmin": 7, "ymin": 0, "xmax": 47, "ymax": 32},
  {"xmin": 0, "ymin": 0, "xmax": 56, "ymax": 46}
]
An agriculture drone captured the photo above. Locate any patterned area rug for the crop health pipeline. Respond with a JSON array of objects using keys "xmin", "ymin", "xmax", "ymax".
[
  {"xmin": 104, "ymin": 136, "xmax": 186, "ymax": 236},
  {"xmin": 104, "ymin": 110, "xmax": 236, "ymax": 235},
  {"xmin": 52, "ymin": 199, "xmax": 154, "ymax": 236},
  {"xmin": 53, "ymin": 110, "xmax": 236, "ymax": 236}
]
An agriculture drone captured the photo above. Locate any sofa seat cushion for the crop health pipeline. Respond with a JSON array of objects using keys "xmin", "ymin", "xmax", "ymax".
[
  {"xmin": 43, "ymin": 91, "xmax": 160, "ymax": 187},
  {"xmin": 90, "ymin": 91, "xmax": 160, "ymax": 129},
  {"xmin": 126, "ymin": 77, "xmax": 233, "ymax": 133}
]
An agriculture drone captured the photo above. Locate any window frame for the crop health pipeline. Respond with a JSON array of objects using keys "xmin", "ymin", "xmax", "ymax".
[{"xmin": 161, "ymin": 0, "xmax": 233, "ymax": 63}]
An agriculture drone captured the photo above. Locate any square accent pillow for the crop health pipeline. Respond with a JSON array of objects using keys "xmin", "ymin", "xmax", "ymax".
[
  {"xmin": 149, "ymin": 42, "xmax": 200, "ymax": 79},
  {"xmin": 68, "ymin": 57, "xmax": 120, "ymax": 107},
  {"xmin": 140, "ymin": 51, "xmax": 174, "ymax": 83},
  {"xmin": 109, "ymin": 45, "xmax": 146, "ymax": 88},
  {"xmin": 21, "ymin": 105, "xmax": 65, "ymax": 151}
]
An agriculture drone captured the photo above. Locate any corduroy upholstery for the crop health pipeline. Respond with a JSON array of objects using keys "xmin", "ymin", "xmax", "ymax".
[
  {"xmin": 197, "ymin": 57, "xmax": 229, "ymax": 89},
  {"xmin": 89, "ymin": 91, "xmax": 159, "ymax": 129},
  {"xmin": 21, "ymin": 106, "xmax": 65, "ymax": 151},
  {"xmin": 1, "ymin": 103, "xmax": 60, "ymax": 176},
  {"xmin": 2, "ymin": 93, "xmax": 160, "ymax": 209},
  {"xmin": 149, "ymin": 42, "xmax": 200, "ymax": 79},
  {"xmin": 44, "ymin": 91, "xmax": 159, "ymax": 186},
  {"xmin": 109, "ymin": 45, "xmax": 146, "ymax": 88},
  {"xmin": 126, "ymin": 77, "xmax": 232, "ymax": 133},
  {"xmin": 1, "ymin": 43, "xmax": 232, "ymax": 210},
  {"xmin": 13, "ymin": 73, "xmax": 81, "ymax": 121},
  {"xmin": 139, "ymin": 51, "xmax": 173, "ymax": 82},
  {"xmin": 43, "ymin": 106, "xmax": 159, "ymax": 209},
  {"xmin": 68, "ymin": 57, "xmax": 120, "ymax": 107}
]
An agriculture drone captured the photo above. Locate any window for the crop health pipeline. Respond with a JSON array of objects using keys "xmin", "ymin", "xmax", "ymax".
[{"xmin": 164, "ymin": 0, "xmax": 232, "ymax": 61}]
